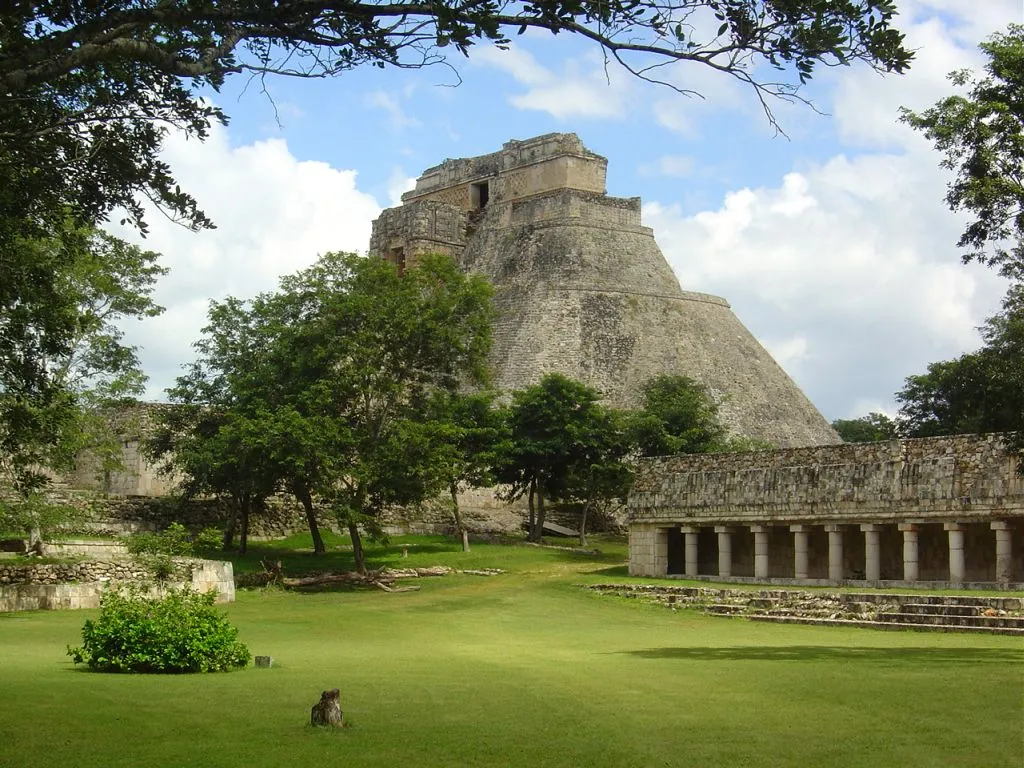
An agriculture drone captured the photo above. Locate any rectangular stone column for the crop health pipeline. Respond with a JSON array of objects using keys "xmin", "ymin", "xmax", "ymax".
[
  {"xmin": 715, "ymin": 526, "xmax": 733, "ymax": 578},
  {"xmin": 825, "ymin": 524, "xmax": 843, "ymax": 582},
  {"xmin": 991, "ymin": 521, "xmax": 1013, "ymax": 585},
  {"xmin": 682, "ymin": 526, "xmax": 699, "ymax": 578},
  {"xmin": 861, "ymin": 524, "xmax": 881, "ymax": 582},
  {"xmin": 899, "ymin": 523, "xmax": 919, "ymax": 582},
  {"xmin": 653, "ymin": 527, "xmax": 670, "ymax": 577},
  {"xmin": 790, "ymin": 525, "xmax": 809, "ymax": 579},
  {"xmin": 751, "ymin": 525, "xmax": 769, "ymax": 579},
  {"xmin": 945, "ymin": 522, "xmax": 965, "ymax": 586}
]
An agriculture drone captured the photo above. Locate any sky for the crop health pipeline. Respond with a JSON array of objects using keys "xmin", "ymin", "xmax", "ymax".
[{"xmin": 110, "ymin": 0, "xmax": 1022, "ymax": 423}]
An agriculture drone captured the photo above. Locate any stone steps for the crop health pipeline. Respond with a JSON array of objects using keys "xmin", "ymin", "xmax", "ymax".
[
  {"xmin": 744, "ymin": 614, "xmax": 1024, "ymax": 636},
  {"xmin": 585, "ymin": 583, "xmax": 1024, "ymax": 635}
]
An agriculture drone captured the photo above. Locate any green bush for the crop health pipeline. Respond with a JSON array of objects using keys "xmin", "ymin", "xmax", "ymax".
[
  {"xmin": 126, "ymin": 522, "xmax": 194, "ymax": 557},
  {"xmin": 67, "ymin": 586, "xmax": 250, "ymax": 673}
]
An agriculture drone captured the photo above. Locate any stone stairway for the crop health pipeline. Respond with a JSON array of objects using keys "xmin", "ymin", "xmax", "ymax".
[{"xmin": 586, "ymin": 584, "xmax": 1024, "ymax": 636}]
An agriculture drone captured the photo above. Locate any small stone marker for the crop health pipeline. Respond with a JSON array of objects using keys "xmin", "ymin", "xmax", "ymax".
[
  {"xmin": 255, "ymin": 655, "xmax": 274, "ymax": 668},
  {"xmin": 310, "ymin": 688, "xmax": 343, "ymax": 727},
  {"xmin": 402, "ymin": 546, "xmax": 408, "ymax": 558}
]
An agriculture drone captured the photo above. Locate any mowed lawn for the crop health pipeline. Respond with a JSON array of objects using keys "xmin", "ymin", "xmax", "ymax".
[{"xmin": 0, "ymin": 537, "xmax": 1021, "ymax": 768}]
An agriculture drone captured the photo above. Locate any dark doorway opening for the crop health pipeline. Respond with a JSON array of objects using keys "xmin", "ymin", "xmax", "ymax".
[{"xmin": 471, "ymin": 181, "xmax": 490, "ymax": 209}]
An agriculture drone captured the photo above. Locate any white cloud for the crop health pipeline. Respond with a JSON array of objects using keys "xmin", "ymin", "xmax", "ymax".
[
  {"xmin": 473, "ymin": 47, "xmax": 631, "ymax": 120},
  {"xmin": 644, "ymin": 143, "xmax": 1008, "ymax": 419},
  {"xmin": 386, "ymin": 168, "xmax": 417, "ymax": 207},
  {"xmin": 108, "ymin": 122, "xmax": 382, "ymax": 400}
]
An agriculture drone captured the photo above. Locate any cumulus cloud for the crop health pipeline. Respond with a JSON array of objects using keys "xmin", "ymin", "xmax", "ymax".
[
  {"xmin": 473, "ymin": 47, "xmax": 631, "ymax": 120},
  {"xmin": 108, "ymin": 122, "xmax": 381, "ymax": 399},
  {"xmin": 645, "ymin": 144, "xmax": 1007, "ymax": 420}
]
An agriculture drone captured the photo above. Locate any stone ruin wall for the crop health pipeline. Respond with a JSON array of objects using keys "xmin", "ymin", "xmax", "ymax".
[
  {"xmin": 0, "ymin": 558, "xmax": 235, "ymax": 612},
  {"xmin": 630, "ymin": 433, "xmax": 1024, "ymax": 525}
]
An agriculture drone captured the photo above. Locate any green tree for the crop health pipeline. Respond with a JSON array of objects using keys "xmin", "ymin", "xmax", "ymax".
[
  {"xmin": 631, "ymin": 375, "xmax": 728, "ymax": 457},
  {"xmin": 831, "ymin": 412, "xmax": 898, "ymax": 442},
  {"xmin": 428, "ymin": 390, "xmax": 510, "ymax": 552},
  {"xmin": 900, "ymin": 24, "xmax": 1024, "ymax": 277},
  {"xmin": 896, "ymin": 285, "xmax": 1024, "ymax": 437},
  {"xmin": 498, "ymin": 374, "xmax": 627, "ymax": 543},
  {"xmin": 167, "ymin": 252, "xmax": 493, "ymax": 570},
  {"xmin": 1, "ymin": 223, "xmax": 164, "ymax": 507}
]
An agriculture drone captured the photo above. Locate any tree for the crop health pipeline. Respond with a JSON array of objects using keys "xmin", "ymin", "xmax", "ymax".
[
  {"xmin": 1, "ymin": 223, "xmax": 164, "ymax": 502},
  {"xmin": 631, "ymin": 375, "xmax": 728, "ymax": 457},
  {"xmin": 831, "ymin": 412, "xmax": 898, "ymax": 442},
  {"xmin": 558, "ymin": 407, "xmax": 634, "ymax": 547},
  {"xmin": 165, "ymin": 252, "xmax": 493, "ymax": 570},
  {"xmin": 428, "ymin": 390, "xmax": 510, "ymax": 552},
  {"xmin": 896, "ymin": 285, "xmax": 1024, "ymax": 438},
  {"xmin": 900, "ymin": 24, "xmax": 1024, "ymax": 277},
  {"xmin": 497, "ymin": 374, "xmax": 628, "ymax": 543}
]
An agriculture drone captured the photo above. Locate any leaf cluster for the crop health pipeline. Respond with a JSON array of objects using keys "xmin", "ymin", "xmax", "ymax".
[
  {"xmin": 67, "ymin": 585, "xmax": 250, "ymax": 673},
  {"xmin": 900, "ymin": 24, "xmax": 1024, "ymax": 276}
]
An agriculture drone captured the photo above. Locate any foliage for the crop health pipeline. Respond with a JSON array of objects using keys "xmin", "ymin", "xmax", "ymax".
[
  {"xmin": 427, "ymin": 390, "xmax": 511, "ymax": 549},
  {"xmin": 0, "ymin": 492, "xmax": 85, "ymax": 543},
  {"xmin": 126, "ymin": 522, "xmax": 221, "ymax": 558},
  {"xmin": 896, "ymin": 284, "xmax": 1024, "ymax": 438},
  {"xmin": 900, "ymin": 24, "xmax": 1024, "ymax": 277},
  {"xmin": 1, "ymin": 222, "xmax": 165, "ymax": 497},
  {"xmin": 631, "ymin": 375, "xmax": 730, "ymax": 456},
  {"xmin": 831, "ymin": 412, "xmax": 898, "ymax": 442},
  {"xmin": 67, "ymin": 585, "xmax": 249, "ymax": 673},
  {"xmin": 163, "ymin": 252, "xmax": 493, "ymax": 570},
  {"xmin": 497, "ymin": 373, "xmax": 630, "ymax": 542}
]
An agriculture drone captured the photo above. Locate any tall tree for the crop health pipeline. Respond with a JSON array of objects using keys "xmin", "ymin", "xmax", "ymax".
[
  {"xmin": 164, "ymin": 252, "xmax": 493, "ymax": 570},
  {"xmin": 498, "ymin": 374, "xmax": 626, "ymax": 543},
  {"xmin": 901, "ymin": 24, "xmax": 1024, "ymax": 277},
  {"xmin": 1, "ymin": 224, "xmax": 165, "ymax": 494}
]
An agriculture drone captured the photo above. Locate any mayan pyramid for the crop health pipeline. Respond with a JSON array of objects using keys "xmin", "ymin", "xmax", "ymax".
[{"xmin": 368, "ymin": 133, "xmax": 837, "ymax": 447}]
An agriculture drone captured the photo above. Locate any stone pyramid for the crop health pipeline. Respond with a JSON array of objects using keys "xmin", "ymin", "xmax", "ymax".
[{"xmin": 369, "ymin": 133, "xmax": 837, "ymax": 447}]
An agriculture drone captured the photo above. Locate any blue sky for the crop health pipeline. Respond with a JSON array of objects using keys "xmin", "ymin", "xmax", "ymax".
[{"xmin": 112, "ymin": 0, "xmax": 1021, "ymax": 424}]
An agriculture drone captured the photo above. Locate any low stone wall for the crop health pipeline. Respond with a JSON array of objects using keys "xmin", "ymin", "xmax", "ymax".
[{"xmin": 0, "ymin": 558, "xmax": 234, "ymax": 613}]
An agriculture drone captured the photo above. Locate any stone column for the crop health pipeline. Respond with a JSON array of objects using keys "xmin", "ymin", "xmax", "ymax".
[
  {"xmin": 899, "ymin": 523, "xmax": 919, "ymax": 583},
  {"xmin": 825, "ymin": 524, "xmax": 843, "ymax": 582},
  {"xmin": 945, "ymin": 522, "xmax": 965, "ymax": 586},
  {"xmin": 790, "ymin": 525, "xmax": 809, "ymax": 580},
  {"xmin": 751, "ymin": 525, "xmax": 770, "ymax": 580},
  {"xmin": 715, "ymin": 526, "xmax": 733, "ymax": 578},
  {"xmin": 861, "ymin": 524, "xmax": 881, "ymax": 582},
  {"xmin": 653, "ymin": 527, "xmax": 669, "ymax": 577},
  {"xmin": 991, "ymin": 521, "xmax": 1013, "ymax": 586},
  {"xmin": 682, "ymin": 526, "xmax": 699, "ymax": 578}
]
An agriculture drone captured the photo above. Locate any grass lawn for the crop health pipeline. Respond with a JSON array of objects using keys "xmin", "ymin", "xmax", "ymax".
[{"xmin": 0, "ymin": 535, "xmax": 1021, "ymax": 768}]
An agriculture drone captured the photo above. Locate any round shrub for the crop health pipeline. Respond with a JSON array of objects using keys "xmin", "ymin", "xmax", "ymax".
[{"xmin": 67, "ymin": 586, "xmax": 250, "ymax": 673}]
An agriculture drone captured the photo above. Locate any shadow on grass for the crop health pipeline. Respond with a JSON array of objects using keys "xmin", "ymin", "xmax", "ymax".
[{"xmin": 621, "ymin": 645, "xmax": 1023, "ymax": 665}]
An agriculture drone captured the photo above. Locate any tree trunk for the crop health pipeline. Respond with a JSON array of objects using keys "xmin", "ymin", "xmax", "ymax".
[
  {"xmin": 450, "ymin": 483, "xmax": 469, "ymax": 552},
  {"xmin": 221, "ymin": 509, "xmax": 237, "ymax": 551},
  {"xmin": 579, "ymin": 501, "xmax": 590, "ymax": 547},
  {"xmin": 527, "ymin": 479, "xmax": 536, "ymax": 540},
  {"xmin": 239, "ymin": 495, "xmax": 250, "ymax": 555},
  {"xmin": 295, "ymin": 485, "xmax": 325, "ymax": 554},
  {"xmin": 533, "ymin": 489, "xmax": 546, "ymax": 543},
  {"xmin": 348, "ymin": 522, "xmax": 365, "ymax": 573}
]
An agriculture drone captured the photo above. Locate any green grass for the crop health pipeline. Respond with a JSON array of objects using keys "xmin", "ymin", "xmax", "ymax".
[{"xmin": 0, "ymin": 535, "xmax": 1021, "ymax": 768}]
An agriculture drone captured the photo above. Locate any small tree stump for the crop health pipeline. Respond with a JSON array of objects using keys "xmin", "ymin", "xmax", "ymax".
[{"xmin": 310, "ymin": 689, "xmax": 343, "ymax": 727}]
